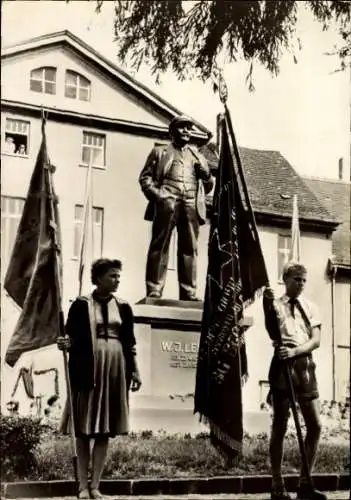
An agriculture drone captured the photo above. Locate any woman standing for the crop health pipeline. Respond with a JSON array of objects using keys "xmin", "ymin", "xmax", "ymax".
[{"xmin": 58, "ymin": 258, "xmax": 142, "ymax": 499}]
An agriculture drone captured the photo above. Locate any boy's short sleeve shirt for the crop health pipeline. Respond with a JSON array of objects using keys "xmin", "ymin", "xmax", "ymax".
[{"xmin": 275, "ymin": 294, "xmax": 321, "ymax": 347}]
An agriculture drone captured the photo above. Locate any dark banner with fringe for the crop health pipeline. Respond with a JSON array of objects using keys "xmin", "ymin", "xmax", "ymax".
[
  {"xmin": 4, "ymin": 123, "xmax": 62, "ymax": 367},
  {"xmin": 194, "ymin": 112, "xmax": 268, "ymax": 460}
]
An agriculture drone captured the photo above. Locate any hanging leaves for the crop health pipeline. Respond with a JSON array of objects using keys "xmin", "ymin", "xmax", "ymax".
[{"xmin": 90, "ymin": 0, "xmax": 351, "ymax": 85}]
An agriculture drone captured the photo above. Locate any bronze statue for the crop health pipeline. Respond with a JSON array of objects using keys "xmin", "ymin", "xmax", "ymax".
[{"xmin": 139, "ymin": 115, "xmax": 214, "ymax": 300}]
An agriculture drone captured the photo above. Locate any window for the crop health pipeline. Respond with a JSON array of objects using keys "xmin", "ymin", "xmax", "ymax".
[
  {"xmin": 3, "ymin": 119, "xmax": 30, "ymax": 155},
  {"xmin": 258, "ymin": 380, "xmax": 270, "ymax": 410},
  {"xmin": 1, "ymin": 196, "xmax": 25, "ymax": 274},
  {"xmin": 81, "ymin": 132, "xmax": 105, "ymax": 167},
  {"xmin": 277, "ymin": 234, "xmax": 291, "ymax": 282},
  {"xmin": 65, "ymin": 70, "xmax": 91, "ymax": 101},
  {"xmin": 73, "ymin": 205, "xmax": 104, "ymax": 259},
  {"xmin": 30, "ymin": 67, "xmax": 56, "ymax": 94}
]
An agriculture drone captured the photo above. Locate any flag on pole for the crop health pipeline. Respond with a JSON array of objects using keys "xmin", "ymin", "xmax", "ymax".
[
  {"xmin": 77, "ymin": 160, "xmax": 94, "ymax": 295},
  {"xmin": 4, "ymin": 122, "xmax": 62, "ymax": 367},
  {"xmin": 290, "ymin": 194, "xmax": 301, "ymax": 262},
  {"xmin": 194, "ymin": 113, "xmax": 268, "ymax": 460}
]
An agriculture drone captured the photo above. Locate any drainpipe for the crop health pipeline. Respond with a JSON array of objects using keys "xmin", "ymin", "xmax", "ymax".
[{"xmin": 328, "ymin": 257, "xmax": 337, "ymax": 401}]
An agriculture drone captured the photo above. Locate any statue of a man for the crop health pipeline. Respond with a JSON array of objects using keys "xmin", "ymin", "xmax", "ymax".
[{"xmin": 139, "ymin": 115, "xmax": 214, "ymax": 300}]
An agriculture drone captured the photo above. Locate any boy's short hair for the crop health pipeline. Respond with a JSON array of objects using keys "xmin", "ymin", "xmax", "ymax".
[{"xmin": 282, "ymin": 261, "xmax": 307, "ymax": 281}]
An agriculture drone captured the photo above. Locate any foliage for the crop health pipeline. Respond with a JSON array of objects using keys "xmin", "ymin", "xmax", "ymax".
[
  {"xmin": 5, "ymin": 427, "xmax": 349, "ymax": 482},
  {"xmin": 326, "ymin": 26, "xmax": 351, "ymax": 71},
  {"xmin": 0, "ymin": 415, "xmax": 47, "ymax": 481},
  {"xmin": 90, "ymin": 0, "xmax": 351, "ymax": 87}
]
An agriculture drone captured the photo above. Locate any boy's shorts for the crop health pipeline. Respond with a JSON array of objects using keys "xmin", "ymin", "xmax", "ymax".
[{"xmin": 268, "ymin": 353, "xmax": 319, "ymax": 401}]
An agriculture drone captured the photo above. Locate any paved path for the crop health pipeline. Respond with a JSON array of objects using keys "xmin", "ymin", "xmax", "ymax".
[{"xmin": 11, "ymin": 492, "xmax": 349, "ymax": 500}]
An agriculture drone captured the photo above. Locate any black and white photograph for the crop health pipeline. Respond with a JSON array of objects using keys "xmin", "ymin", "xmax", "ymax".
[{"xmin": 1, "ymin": 1, "xmax": 350, "ymax": 500}]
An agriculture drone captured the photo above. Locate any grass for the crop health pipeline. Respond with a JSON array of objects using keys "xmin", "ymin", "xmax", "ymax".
[{"xmin": 27, "ymin": 426, "xmax": 349, "ymax": 482}]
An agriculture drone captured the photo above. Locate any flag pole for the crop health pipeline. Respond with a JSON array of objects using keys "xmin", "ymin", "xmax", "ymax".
[
  {"xmin": 42, "ymin": 113, "xmax": 78, "ymax": 490},
  {"xmin": 213, "ymin": 71, "xmax": 313, "ymax": 490},
  {"xmin": 290, "ymin": 194, "xmax": 301, "ymax": 262},
  {"xmin": 78, "ymin": 157, "xmax": 94, "ymax": 296},
  {"xmin": 214, "ymin": 72, "xmax": 267, "ymax": 274}
]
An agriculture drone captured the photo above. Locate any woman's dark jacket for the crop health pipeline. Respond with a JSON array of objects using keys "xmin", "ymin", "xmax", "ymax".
[{"xmin": 66, "ymin": 295, "xmax": 136, "ymax": 392}]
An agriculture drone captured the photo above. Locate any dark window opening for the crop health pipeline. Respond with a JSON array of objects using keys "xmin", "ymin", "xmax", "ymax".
[{"xmin": 4, "ymin": 119, "xmax": 30, "ymax": 155}]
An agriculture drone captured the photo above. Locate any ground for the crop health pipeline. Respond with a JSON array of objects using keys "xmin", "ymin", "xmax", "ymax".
[{"xmin": 11, "ymin": 493, "xmax": 349, "ymax": 500}]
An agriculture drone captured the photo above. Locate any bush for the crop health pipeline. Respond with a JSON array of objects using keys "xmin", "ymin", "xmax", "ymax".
[
  {"xmin": 2, "ymin": 425, "xmax": 349, "ymax": 482},
  {"xmin": 0, "ymin": 415, "xmax": 47, "ymax": 481}
]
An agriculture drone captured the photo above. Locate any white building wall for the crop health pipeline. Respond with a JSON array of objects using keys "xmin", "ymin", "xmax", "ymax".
[
  {"xmin": 334, "ymin": 276, "xmax": 351, "ymax": 402},
  {"xmin": 1, "ymin": 43, "xmax": 340, "ymax": 421},
  {"xmin": 1, "ymin": 113, "xmax": 336, "ymax": 411},
  {"xmin": 2, "ymin": 47, "xmax": 169, "ymax": 126}
]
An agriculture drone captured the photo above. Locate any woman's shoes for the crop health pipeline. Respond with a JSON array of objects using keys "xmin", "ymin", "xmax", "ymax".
[
  {"xmin": 78, "ymin": 489, "xmax": 90, "ymax": 499},
  {"xmin": 271, "ymin": 489, "xmax": 292, "ymax": 500},
  {"xmin": 77, "ymin": 487, "xmax": 103, "ymax": 499},
  {"xmin": 90, "ymin": 488, "xmax": 103, "ymax": 499}
]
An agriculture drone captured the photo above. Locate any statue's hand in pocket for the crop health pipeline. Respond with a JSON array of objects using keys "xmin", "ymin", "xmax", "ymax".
[{"xmin": 157, "ymin": 187, "xmax": 173, "ymax": 202}]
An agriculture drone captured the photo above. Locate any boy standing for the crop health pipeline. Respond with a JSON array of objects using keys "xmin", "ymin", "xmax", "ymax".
[{"xmin": 263, "ymin": 262, "xmax": 326, "ymax": 500}]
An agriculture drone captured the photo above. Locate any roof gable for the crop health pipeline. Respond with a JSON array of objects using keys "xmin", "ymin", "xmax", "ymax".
[{"xmin": 2, "ymin": 30, "xmax": 211, "ymax": 141}]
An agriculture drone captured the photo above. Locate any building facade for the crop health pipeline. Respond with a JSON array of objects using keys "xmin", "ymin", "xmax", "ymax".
[
  {"xmin": 305, "ymin": 177, "xmax": 350, "ymax": 403},
  {"xmin": 1, "ymin": 32, "xmax": 348, "ymax": 427}
]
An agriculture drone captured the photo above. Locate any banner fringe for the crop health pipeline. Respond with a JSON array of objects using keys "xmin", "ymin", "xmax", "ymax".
[{"xmin": 197, "ymin": 414, "xmax": 243, "ymax": 455}]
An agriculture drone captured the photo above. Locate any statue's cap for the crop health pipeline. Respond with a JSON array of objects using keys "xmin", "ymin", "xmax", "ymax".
[{"xmin": 169, "ymin": 115, "xmax": 194, "ymax": 134}]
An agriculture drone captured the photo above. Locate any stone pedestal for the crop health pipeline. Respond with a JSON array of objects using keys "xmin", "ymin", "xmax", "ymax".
[{"xmin": 128, "ymin": 298, "xmax": 254, "ymax": 434}]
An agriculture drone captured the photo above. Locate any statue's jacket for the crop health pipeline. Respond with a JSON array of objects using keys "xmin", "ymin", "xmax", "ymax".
[{"xmin": 139, "ymin": 143, "xmax": 214, "ymax": 225}]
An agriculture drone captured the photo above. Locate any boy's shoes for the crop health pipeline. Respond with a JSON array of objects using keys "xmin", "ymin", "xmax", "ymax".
[
  {"xmin": 78, "ymin": 489, "xmax": 90, "ymax": 499},
  {"xmin": 271, "ymin": 489, "xmax": 292, "ymax": 500},
  {"xmin": 90, "ymin": 488, "xmax": 104, "ymax": 499},
  {"xmin": 296, "ymin": 484, "xmax": 327, "ymax": 500}
]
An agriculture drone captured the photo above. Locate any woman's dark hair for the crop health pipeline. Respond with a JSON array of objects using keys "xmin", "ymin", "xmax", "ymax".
[{"xmin": 91, "ymin": 258, "xmax": 122, "ymax": 285}]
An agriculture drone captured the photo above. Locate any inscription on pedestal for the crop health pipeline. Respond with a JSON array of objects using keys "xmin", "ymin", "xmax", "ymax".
[
  {"xmin": 161, "ymin": 340, "xmax": 199, "ymax": 368},
  {"xmin": 149, "ymin": 329, "xmax": 199, "ymax": 396},
  {"xmin": 131, "ymin": 302, "xmax": 255, "ymax": 432}
]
